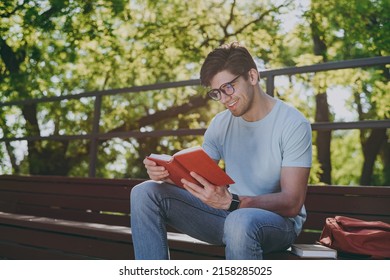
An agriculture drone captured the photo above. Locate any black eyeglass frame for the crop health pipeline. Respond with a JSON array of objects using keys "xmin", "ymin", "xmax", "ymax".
[{"xmin": 207, "ymin": 75, "xmax": 241, "ymax": 101}]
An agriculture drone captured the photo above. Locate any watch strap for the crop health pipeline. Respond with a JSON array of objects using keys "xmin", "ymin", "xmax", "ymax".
[{"xmin": 228, "ymin": 193, "xmax": 240, "ymax": 212}]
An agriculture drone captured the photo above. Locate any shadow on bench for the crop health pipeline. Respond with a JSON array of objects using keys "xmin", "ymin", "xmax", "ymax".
[{"xmin": 0, "ymin": 175, "xmax": 389, "ymax": 260}]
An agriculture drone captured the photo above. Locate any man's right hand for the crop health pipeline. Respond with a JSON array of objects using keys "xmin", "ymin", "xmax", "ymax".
[{"xmin": 143, "ymin": 157, "xmax": 170, "ymax": 182}]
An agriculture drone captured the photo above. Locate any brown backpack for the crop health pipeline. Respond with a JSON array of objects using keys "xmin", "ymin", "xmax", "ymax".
[{"xmin": 319, "ymin": 216, "xmax": 390, "ymax": 258}]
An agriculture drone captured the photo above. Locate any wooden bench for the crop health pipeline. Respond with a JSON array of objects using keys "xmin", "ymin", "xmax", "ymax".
[{"xmin": 0, "ymin": 175, "xmax": 389, "ymax": 260}]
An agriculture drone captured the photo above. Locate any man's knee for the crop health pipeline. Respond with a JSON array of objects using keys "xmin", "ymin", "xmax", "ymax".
[
  {"xmin": 224, "ymin": 209, "xmax": 274, "ymax": 243},
  {"xmin": 224, "ymin": 209, "xmax": 255, "ymax": 241},
  {"xmin": 130, "ymin": 180, "xmax": 162, "ymax": 206}
]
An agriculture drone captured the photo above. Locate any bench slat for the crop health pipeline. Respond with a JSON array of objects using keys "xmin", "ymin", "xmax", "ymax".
[
  {"xmin": 305, "ymin": 194, "xmax": 390, "ymax": 215},
  {"xmin": 0, "ymin": 203, "xmax": 130, "ymax": 226},
  {"xmin": 0, "ymin": 241, "xmax": 93, "ymax": 260},
  {"xmin": 0, "ymin": 225, "xmax": 133, "ymax": 259},
  {"xmin": 0, "ymin": 190, "xmax": 130, "ymax": 213},
  {"xmin": 0, "ymin": 180, "xmax": 134, "ymax": 198}
]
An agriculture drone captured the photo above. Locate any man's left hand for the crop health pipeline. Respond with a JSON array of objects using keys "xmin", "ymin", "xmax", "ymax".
[{"xmin": 181, "ymin": 172, "xmax": 232, "ymax": 210}]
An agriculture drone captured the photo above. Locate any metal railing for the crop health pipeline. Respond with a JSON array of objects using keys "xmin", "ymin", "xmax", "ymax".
[{"xmin": 1, "ymin": 56, "xmax": 390, "ymax": 177}]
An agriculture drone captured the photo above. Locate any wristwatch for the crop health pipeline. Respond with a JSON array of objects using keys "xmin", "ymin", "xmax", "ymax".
[{"xmin": 228, "ymin": 193, "xmax": 240, "ymax": 212}]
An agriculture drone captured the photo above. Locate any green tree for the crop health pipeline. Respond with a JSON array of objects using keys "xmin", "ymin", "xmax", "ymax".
[
  {"xmin": 1, "ymin": 0, "xmax": 294, "ymax": 178},
  {"xmin": 291, "ymin": 0, "xmax": 389, "ymax": 185},
  {"xmin": 1, "ymin": 0, "xmax": 388, "ymax": 185}
]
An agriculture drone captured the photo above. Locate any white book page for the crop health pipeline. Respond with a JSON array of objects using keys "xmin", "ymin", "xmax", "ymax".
[{"xmin": 149, "ymin": 153, "xmax": 172, "ymax": 161}]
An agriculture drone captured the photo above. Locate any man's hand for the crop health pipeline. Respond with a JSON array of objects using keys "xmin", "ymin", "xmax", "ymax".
[
  {"xmin": 181, "ymin": 171, "xmax": 232, "ymax": 210},
  {"xmin": 143, "ymin": 157, "xmax": 170, "ymax": 182}
]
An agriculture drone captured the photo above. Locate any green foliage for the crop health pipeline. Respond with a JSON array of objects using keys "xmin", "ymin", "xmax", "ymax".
[
  {"xmin": 0, "ymin": 0, "xmax": 388, "ymax": 185},
  {"xmin": 331, "ymin": 130, "xmax": 363, "ymax": 185}
]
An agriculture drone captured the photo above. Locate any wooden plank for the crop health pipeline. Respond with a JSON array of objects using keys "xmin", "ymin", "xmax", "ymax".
[
  {"xmin": 168, "ymin": 239, "xmax": 224, "ymax": 259},
  {"xmin": 0, "ymin": 174, "xmax": 140, "ymax": 186},
  {"xmin": 307, "ymin": 185, "xmax": 390, "ymax": 196},
  {"xmin": 0, "ymin": 175, "xmax": 143, "ymax": 201},
  {"xmin": 0, "ymin": 180, "xmax": 133, "ymax": 198},
  {"xmin": 0, "ymin": 191, "xmax": 130, "ymax": 213},
  {"xmin": 0, "ymin": 241, "xmax": 94, "ymax": 260},
  {"xmin": 305, "ymin": 194, "xmax": 390, "ymax": 215},
  {"xmin": 0, "ymin": 202, "xmax": 130, "ymax": 226},
  {"xmin": 0, "ymin": 212, "xmax": 131, "ymax": 242},
  {"xmin": 0, "ymin": 224, "xmax": 133, "ymax": 259},
  {"xmin": 169, "ymin": 250, "xmax": 223, "ymax": 260}
]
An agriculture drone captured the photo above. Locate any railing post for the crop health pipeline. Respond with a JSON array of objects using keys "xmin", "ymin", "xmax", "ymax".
[
  {"xmin": 266, "ymin": 74, "xmax": 275, "ymax": 97},
  {"xmin": 89, "ymin": 95, "xmax": 102, "ymax": 177}
]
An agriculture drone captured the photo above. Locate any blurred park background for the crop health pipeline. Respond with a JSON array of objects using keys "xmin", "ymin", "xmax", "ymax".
[{"xmin": 0, "ymin": 0, "xmax": 389, "ymax": 186}]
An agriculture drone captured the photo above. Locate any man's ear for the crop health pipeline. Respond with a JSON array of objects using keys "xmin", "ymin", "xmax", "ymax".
[{"xmin": 249, "ymin": 68, "xmax": 259, "ymax": 84}]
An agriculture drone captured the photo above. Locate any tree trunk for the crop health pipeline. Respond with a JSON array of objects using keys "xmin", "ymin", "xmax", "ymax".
[
  {"xmin": 310, "ymin": 11, "xmax": 332, "ymax": 184},
  {"xmin": 315, "ymin": 93, "xmax": 332, "ymax": 184},
  {"xmin": 360, "ymin": 128, "xmax": 387, "ymax": 185},
  {"xmin": 357, "ymin": 64, "xmax": 389, "ymax": 185}
]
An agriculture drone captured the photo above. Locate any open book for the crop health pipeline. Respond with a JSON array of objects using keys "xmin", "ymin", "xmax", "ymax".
[
  {"xmin": 290, "ymin": 244, "xmax": 337, "ymax": 259},
  {"xmin": 147, "ymin": 146, "xmax": 234, "ymax": 188}
]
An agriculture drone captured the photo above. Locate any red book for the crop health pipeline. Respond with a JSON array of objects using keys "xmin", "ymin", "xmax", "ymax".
[{"xmin": 147, "ymin": 146, "xmax": 234, "ymax": 188}]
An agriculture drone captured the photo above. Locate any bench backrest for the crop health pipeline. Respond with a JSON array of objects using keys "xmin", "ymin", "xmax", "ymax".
[{"xmin": 0, "ymin": 175, "xmax": 142, "ymax": 226}]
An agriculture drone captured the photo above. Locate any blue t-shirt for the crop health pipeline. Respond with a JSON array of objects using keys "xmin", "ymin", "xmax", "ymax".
[{"xmin": 202, "ymin": 99, "xmax": 312, "ymax": 235}]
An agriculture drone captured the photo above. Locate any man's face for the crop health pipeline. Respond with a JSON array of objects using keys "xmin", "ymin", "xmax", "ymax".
[{"xmin": 209, "ymin": 70, "xmax": 255, "ymax": 119}]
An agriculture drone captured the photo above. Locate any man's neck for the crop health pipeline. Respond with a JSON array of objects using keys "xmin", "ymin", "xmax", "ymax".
[{"xmin": 242, "ymin": 87, "xmax": 276, "ymax": 122}]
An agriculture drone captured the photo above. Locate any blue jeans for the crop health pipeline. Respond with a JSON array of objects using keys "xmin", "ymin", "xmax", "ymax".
[{"xmin": 130, "ymin": 180, "xmax": 297, "ymax": 259}]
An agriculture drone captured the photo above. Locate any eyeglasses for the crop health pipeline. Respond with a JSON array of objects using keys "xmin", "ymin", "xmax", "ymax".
[{"xmin": 207, "ymin": 75, "xmax": 241, "ymax": 101}]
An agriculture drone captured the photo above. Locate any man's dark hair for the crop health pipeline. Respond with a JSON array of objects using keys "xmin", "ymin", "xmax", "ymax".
[{"xmin": 200, "ymin": 42, "xmax": 258, "ymax": 87}]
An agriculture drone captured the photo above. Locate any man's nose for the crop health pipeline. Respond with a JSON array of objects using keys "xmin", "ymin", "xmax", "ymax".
[{"xmin": 219, "ymin": 92, "xmax": 231, "ymax": 104}]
